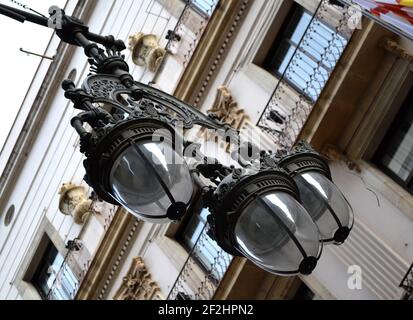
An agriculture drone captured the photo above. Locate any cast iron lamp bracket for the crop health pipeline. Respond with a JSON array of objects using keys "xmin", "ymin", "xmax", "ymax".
[
  {"xmin": 0, "ymin": 3, "xmax": 352, "ymax": 276},
  {"xmin": 0, "ymin": 4, "xmax": 243, "ymax": 166}
]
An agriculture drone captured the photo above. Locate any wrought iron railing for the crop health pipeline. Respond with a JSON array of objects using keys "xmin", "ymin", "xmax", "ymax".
[
  {"xmin": 168, "ymin": 0, "xmax": 219, "ymax": 67},
  {"xmin": 46, "ymin": 201, "xmax": 116, "ymax": 300},
  {"xmin": 258, "ymin": 0, "xmax": 354, "ymax": 149},
  {"xmin": 400, "ymin": 262, "xmax": 413, "ymax": 300},
  {"xmin": 167, "ymin": 223, "xmax": 233, "ymax": 300},
  {"xmin": 46, "ymin": 239, "xmax": 82, "ymax": 300},
  {"xmin": 139, "ymin": 0, "xmax": 219, "ymax": 83}
]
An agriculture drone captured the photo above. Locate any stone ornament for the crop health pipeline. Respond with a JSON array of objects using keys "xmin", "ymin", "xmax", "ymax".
[
  {"xmin": 128, "ymin": 32, "xmax": 166, "ymax": 72},
  {"xmin": 200, "ymin": 86, "xmax": 249, "ymax": 151},
  {"xmin": 58, "ymin": 183, "xmax": 92, "ymax": 224},
  {"xmin": 381, "ymin": 37, "xmax": 413, "ymax": 63},
  {"xmin": 208, "ymin": 86, "xmax": 248, "ymax": 129},
  {"xmin": 321, "ymin": 144, "xmax": 361, "ymax": 173},
  {"xmin": 113, "ymin": 257, "xmax": 163, "ymax": 300}
]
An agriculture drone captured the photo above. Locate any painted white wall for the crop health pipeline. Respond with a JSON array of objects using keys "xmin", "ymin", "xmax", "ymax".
[
  {"xmin": 0, "ymin": 0, "xmax": 191, "ymax": 300},
  {"xmin": 299, "ymin": 161, "xmax": 412, "ymax": 300},
  {"xmin": 332, "ymin": 162, "xmax": 413, "ymax": 262},
  {"xmin": 0, "ymin": 0, "xmax": 116, "ymax": 300}
]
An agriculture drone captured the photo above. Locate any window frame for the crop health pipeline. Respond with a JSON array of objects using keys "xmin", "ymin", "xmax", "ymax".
[
  {"xmin": 30, "ymin": 235, "xmax": 78, "ymax": 300},
  {"xmin": 12, "ymin": 217, "xmax": 67, "ymax": 300},
  {"xmin": 31, "ymin": 239, "xmax": 60, "ymax": 300},
  {"xmin": 261, "ymin": 1, "xmax": 348, "ymax": 103},
  {"xmin": 372, "ymin": 85, "xmax": 413, "ymax": 195},
  {"xmin": 262, "ymin": 2, "xmax": 314, "ymax": 102},
  {"xmin": 174, "ymin": 191, "xmax": 229, "ymax": 284},
  {"xmin": 181, "ymin": 0, "xmax": 216, "ymax": 18}
]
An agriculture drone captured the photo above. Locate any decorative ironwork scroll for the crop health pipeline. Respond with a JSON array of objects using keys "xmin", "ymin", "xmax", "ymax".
[{"xmin": 82, "ymin": 75, "xmax": 239, "ymax": 134}]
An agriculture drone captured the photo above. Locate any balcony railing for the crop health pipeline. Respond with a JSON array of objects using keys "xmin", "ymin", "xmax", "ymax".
[
  {"xmin": 170, "ymin": 0, "xmax": 219, "ymax": 68},
  {"xmin": 167, "ymin": 223, "xmax": 233, "ymax": 300},
  {"xmin": 136, "ymin": 0, "xmax": 219, "ymax": 83},
  {"xmin": 46, "ymin": 239, "xmax": 82, "ymax": 300},
  {"xmin": 45, "ymin": 199, "xmax": 116, "ymax": 300},
  {"xmin": 400, "ymin": 262, "xmax": 413, "ymax": 300},
  {"xmin": 258, "ymin": 0, "xmax": 354, "ymax": 149}
]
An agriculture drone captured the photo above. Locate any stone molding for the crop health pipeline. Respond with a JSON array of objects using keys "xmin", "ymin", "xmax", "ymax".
[
  {"xmin": 113, "ymin": 257, "xmax": 163, "ymax": 300},
  {"xmin": 381, "ymin": 37, "xmax": 413, "ymax": 63}
]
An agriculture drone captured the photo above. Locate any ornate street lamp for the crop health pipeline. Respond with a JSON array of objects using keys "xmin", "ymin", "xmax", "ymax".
[{"xmin": 0, "ymin": 4, "xmax": 354, "ymax": 276}]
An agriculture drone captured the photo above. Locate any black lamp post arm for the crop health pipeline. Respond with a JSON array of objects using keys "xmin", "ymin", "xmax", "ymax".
[
  {"xmin": 0, "ymin": 4, "xmax": 126, "ymax": 61},
  {"xmin": 0, "ymin": 3, "xmax": 49, "ymax": 26}
]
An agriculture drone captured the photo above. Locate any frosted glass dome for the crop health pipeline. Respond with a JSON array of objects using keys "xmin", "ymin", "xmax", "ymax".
[
  {"xmin": 110, "ymin": 140, "xmax": 193, "ymax": 223},
  {"xmin": 234, "ymin": 192, "xmax": 322, "ymax": 275}
]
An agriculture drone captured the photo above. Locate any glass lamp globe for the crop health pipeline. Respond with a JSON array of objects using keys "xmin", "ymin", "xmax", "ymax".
[
  {"xmin": 109, "ymin": 139, "xmax": 194, "ymax": 223},
  {"xmin": 234, "ymin": 191, "xmax": 322, "ymax": 275},
  {"xmin": 278, "ymin": 142, "xmax": 354, "ymax": 244},
  {"xmin": 294, "ymin": 171, "xmax": 353, "ymax": 244},
  {"xmin": 207, "ymin": 169, "xmax": 323, "ymax": 276}
]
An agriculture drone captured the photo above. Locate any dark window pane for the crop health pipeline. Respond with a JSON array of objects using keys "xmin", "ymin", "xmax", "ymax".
[
  {"xmin": 32, "ymin": 241, "xmax": 58, "ymax": 299},
  {"xmin": 375, "ymin": 87, "xmax": 413, "ymax": 192},
  {"xmin": 294, "ymin": 282, "xmax": 316, "ymax": 300},
  {"xmin": 273, "ymin": 42, "xmax": 296, "ymax": 75},
  {"xmin": 32, "ymin": 238, "xmax": 78, "ymax": 300},
  {"xmin": 179, "ymin": 208, "xmax": 231, "ymax": 281},
  {"xmin": 290, "ymin": 11, "xmax": 312, "ymax": 44},
  {"xmin": 264, "ymin": 3, "xmax": 347, "ymax": 101}
]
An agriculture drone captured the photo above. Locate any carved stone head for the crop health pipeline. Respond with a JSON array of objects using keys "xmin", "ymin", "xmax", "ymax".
[
  {"xmin": 128, "ymin": 32, "xmax": 166, "ymax": 72},
  {"xmin": 58, "ymin": 183, "xmax": 92, "ymax": 224}
]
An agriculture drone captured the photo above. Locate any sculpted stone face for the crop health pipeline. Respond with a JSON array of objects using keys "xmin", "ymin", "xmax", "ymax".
[
  {"xmin": 128, "ymin": 32, "xmax": 166, "ymax": 72},
  {"xmin": 58, "ymin": 183, "xmax": 92, "ymax": 224}
]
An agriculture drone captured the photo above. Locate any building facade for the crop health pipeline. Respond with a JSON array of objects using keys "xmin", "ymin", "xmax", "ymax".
[{"xmin": 0, "ymin": 0, "xmax": 412, "ymax": 300}]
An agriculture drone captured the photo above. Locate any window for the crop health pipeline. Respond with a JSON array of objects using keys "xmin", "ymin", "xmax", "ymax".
[
  {"xmin": 178, "ymin": 207, "xmax": 231, "ymax": 281},
  {"xmin": 374, "ymin": 85, "xmax": 413, "ymax": 194},
  {"xmin": 31, "ymin": 237, "xmax": 78, "ymax": 300},
  {"xmin": 186, "ymin": 0, "xmax": 216, "ymax": 17},
  {"xmin": 263, "ymin": 2, "xmax": 347, "ymax": 101}
]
